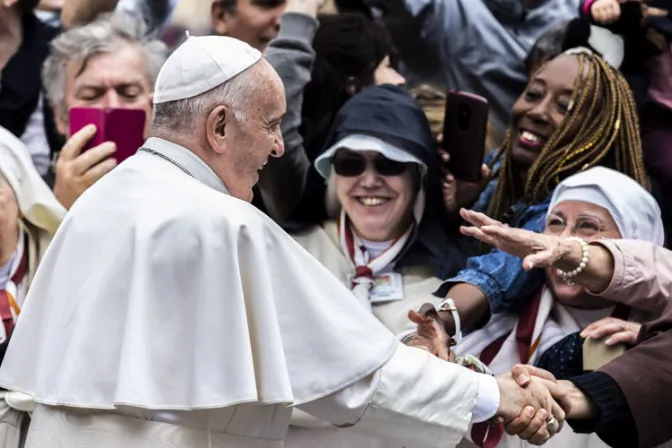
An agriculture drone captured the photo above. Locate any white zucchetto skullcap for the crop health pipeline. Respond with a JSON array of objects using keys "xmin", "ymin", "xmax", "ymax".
[{"xmin": 153, "ymin": 35, "xmax": 262, "ymax": 104}]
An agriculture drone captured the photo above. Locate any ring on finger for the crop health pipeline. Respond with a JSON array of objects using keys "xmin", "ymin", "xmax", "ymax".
[{"xmin": 546, "ymin": 416, "xmax": 559, "ymax": 434}]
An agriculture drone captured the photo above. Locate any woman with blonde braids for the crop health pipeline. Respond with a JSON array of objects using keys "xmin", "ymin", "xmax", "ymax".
[
  {"xmin": 405, "ymin": 47, "xmax": 648, "ymax": 369},
  {"xmin": 486, "ymin": 48, "xmax": 647, "ymax": 224}
]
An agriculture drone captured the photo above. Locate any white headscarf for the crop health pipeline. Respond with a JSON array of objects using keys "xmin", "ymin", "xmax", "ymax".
[
  {"xmin": 0, "ymin": 126, "xmax": 66, "ymax": 236},
  {"xmin": 549, "ymin": 167, "xmax": 664, "ymax": 246}
]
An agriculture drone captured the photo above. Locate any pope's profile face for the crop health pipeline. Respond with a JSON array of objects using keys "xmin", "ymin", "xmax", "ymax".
[{"xmin": 219, "ymin": 61, "xmax": 287, "ymax": 202}]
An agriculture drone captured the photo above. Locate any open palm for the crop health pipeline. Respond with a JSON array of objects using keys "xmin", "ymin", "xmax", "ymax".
[{"xmin": 458, "ymin": 209, "xmax": 564, "ymax": 270}]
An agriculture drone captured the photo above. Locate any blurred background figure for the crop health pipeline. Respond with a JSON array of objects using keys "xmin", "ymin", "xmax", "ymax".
[
  {"xmin": 0, "ymin": 0, "xmax": 59, "ymax": 177},
  {"xmin": 211, "ymin": 0, "xmax": 287, "ymax": 51},
  {"xmin": 363, "ymin": 0, "xmax": 581, "ymax": 135},
  {"xmin": 34, "ymin": 0, "xmax": 63, "ymax": 26}
]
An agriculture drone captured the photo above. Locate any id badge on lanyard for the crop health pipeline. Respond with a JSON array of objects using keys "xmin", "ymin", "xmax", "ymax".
[{"xmin": 369, "ymin": 272, "xmax": 404, "ymax": 304}]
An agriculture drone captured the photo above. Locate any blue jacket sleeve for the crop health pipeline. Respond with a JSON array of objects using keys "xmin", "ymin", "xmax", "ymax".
[{"xmin": 434, "ymin": 200, "xmax": 547, "ymax": 320}]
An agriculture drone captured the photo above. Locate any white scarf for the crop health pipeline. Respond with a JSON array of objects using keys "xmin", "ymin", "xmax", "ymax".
[{"xmin": 338, "ymin": 209, "xmax": 413, "ymax": 310}]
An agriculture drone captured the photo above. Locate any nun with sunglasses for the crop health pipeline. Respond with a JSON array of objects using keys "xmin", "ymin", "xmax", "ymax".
[{"xmin": 286, "ymin": 85, "xmax": 477, "ymax": 447}]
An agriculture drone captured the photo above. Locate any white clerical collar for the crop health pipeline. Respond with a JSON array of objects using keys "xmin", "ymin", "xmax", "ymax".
[{"xmin": 142, "ymin": 137, "xmax": 230, "ymax": 195}]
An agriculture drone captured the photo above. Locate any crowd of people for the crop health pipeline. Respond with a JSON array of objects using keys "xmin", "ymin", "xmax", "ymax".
[{"xmin": 0, "ymin": 0, "xmax": 671, "ymax": 447}]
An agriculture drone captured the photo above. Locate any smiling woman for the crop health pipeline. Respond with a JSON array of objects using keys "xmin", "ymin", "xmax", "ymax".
[
  {"xmin": 409, "ymin": 49, "xmax": 650, "ymax": 385},
  {"xmin": 487, "ymin": 49, "xmax": 647, "ymax": 223}
]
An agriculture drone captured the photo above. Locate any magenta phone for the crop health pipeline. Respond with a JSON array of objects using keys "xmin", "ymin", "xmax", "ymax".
[
  {"xmin": 69, "ymin": 107, "xmax": 146, "ymax": 164},
  {"xmin": 441, "ymin": 91, "xmax": 490, "ymax": 183}
]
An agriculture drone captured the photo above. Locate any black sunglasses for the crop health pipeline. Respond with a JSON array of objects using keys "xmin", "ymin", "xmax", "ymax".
[{"xmin": 332, "ymin": 151, "xmax": 408, "ymax": 177}]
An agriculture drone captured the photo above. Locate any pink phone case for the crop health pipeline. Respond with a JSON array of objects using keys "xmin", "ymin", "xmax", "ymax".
[{"xmin": 69, "ymin": 107, "xmax": 146, "ymax": 164}]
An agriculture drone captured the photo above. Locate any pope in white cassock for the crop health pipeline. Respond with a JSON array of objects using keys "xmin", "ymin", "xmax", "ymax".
[{"xmin": 0, "ymin": 36, "xmax": 561, "ymax": 448}]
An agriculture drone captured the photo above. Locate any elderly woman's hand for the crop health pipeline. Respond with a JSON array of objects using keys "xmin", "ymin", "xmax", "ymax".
[
  {"xmin": 458, "ymin": 209, "xmax": 564, "ymax": 270},
  {"xmin": 512, "ymin": 365, "xmax": 598, "ymax": 421},
  {"xmin": 581, "ymin": 317, "xmax": 642, "ymax": 346}
]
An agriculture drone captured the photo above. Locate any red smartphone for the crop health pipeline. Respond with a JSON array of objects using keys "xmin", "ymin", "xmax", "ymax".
[
  {"xmin": 441, "ymin": 91, "xmax": 489, "ymax": 183},
  {"xmin": 69, "ymin": 107, "xmax": 146, "ymax": 164}
]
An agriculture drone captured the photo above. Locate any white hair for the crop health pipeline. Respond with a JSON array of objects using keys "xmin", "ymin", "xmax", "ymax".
[
  {"xmin": 151, "ymin": 63, "xmax": 259, "ymax": 133},
  {"xmin": 43, "ymin": 12, "xmax": 168, "ymax": 121}
]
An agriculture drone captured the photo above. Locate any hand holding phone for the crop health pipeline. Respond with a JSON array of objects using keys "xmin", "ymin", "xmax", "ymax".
[
  {"xmin": 438, "ymin": 91, "xmax": 494, "ymax": 217},
  {"xmin": 442, "ymin": 91, "xmax": 489, "ymax": 183},
  {"xmin": 437, "ymin": 135, "xmax": 492, "ymax": 217},
  {"xmin": 69, "ymin": 107, "xmax": 146, "ymax": 164},
  {"xmin": 53, "ymin": 124, "xmax": 118, "ymax": 210}
]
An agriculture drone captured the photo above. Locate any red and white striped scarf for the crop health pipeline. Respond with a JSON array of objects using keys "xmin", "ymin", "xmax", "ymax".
[{"xmin": 338, "ymin": 210, "xmax": 413, "ymax": 309}]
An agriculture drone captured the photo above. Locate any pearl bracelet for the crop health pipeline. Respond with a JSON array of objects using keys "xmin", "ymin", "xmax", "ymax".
[{"xmin": 556, "ymin": 237, "xmax": 589, "ymax": 286}]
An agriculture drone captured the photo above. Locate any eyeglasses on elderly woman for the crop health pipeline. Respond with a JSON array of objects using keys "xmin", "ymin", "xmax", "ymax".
[{"xmin": 545, "ymin": 213, "xmax": 608, "ymax": 239}]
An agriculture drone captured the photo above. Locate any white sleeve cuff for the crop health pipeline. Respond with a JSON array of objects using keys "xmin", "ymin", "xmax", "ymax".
[{"xmin": 471, "ymin": 374, "xmax": 500, "ymax": 423}]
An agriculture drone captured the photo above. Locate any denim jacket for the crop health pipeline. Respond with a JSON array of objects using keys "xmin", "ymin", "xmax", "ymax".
[{"xmin": 435, "ymin": 152, "xmax": 549, "ymax": 324}]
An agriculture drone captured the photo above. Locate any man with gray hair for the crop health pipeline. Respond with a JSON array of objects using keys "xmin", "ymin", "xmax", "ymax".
[
  {"xmin": 44, "ymin": 12, "xmax": 167, "ymax": 209},
  {"xmin": 0, "ymin": 35, "xmax": 562, "ymax": 448}
]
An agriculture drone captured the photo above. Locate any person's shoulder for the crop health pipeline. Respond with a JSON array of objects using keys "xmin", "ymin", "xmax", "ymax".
[{"xmin": 70, "ymin": 162, "xmax": 260, "ymax": 232}]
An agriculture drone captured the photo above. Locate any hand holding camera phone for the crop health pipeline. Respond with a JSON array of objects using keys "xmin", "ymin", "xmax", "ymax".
[
  {"xmin": 439, "ymin": 91, "xmax": 493, "ymax": 215},
  {"xmin": 69, "ymin": 107, "xmax": 146, "ymax": 163},
  {"xmin": 53, "ymin": 107, "xmax": 146, "ymax": 209}
]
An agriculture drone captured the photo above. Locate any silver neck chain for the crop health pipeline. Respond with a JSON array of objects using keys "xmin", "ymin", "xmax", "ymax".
[{"xmin": 139, "ymin": 147, "xmax": 195, "ymax": 178}]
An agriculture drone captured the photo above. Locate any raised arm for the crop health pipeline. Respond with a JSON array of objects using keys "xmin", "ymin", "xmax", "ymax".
[
  {"xmin": 459, "ymin": 209, "xmax": 672, "ymax": 313},
  {"xmin": 61, "ymin": 0, "xmax": 177, "ymax": 36},
  {"xmin": 60, "ymin": 0, "xmax": 119, "ymax": 28},
  {"xmin": 256, "ymin": 1, "xmax": 319, "ymax": 224},
  {"xmin": 419, "ymin": 207, "xmax": 547, "ymax": 339}
]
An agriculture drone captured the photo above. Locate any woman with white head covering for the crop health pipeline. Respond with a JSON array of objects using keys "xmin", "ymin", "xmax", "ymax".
[
  {"xmin": 0, "ymin": 125, "xmax": 65, "ymax": 448},
  {"xmin": 292, "ymin": 84, "xmax": 474, "ymax": 330},
  {"xmin": 451, "ymin": 166, "xmax": 664, "ymax": 448}
]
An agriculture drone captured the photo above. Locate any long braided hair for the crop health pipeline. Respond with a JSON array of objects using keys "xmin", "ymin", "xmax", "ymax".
[{"xmin": 487, "ymin": 50, "xmax": 648, "ymax": 223}]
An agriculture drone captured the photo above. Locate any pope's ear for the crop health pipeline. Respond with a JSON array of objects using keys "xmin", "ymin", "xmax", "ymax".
[{"xmin": 206, "ymin": 105, "xmax": 229, "ymax": 154}]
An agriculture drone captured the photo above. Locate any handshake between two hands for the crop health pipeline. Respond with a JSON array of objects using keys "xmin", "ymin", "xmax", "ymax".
[{"xmin": 407, "ymin": 309, "xmax": 597, "ymax": 446}]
